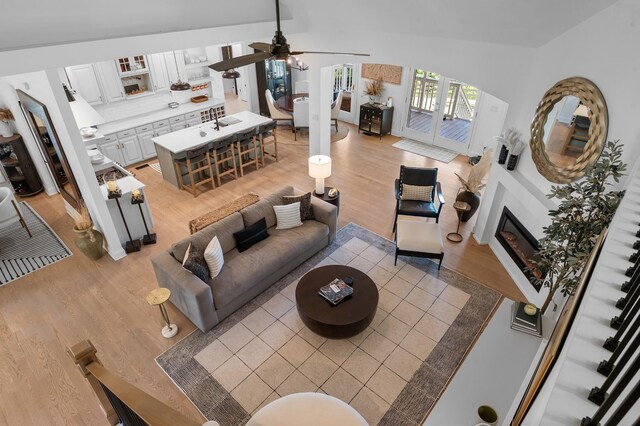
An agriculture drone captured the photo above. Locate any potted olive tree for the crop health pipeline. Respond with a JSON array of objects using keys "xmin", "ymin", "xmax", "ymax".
[
  {"xmin": 531, "ymin": 140, "xmax": 626, "ymax": 314},
  {"xmin": 73, "ymin": 202, "xmax": 105, "ymax": 260}
]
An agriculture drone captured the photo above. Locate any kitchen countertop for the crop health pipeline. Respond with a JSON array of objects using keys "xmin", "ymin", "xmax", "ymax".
[
  {"xmin": 97, "ymin": 98, "xmax": 225, "ymax": 135},
  {"xmin": 152, "ymin": 111, "xmax": 273, "ymax": 154},
  {"xmin": 87, "ymin": 149, "xmax": 145, "ymax": 199}
]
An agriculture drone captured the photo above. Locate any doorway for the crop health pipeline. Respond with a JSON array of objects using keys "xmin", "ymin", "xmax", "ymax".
[
  {"xmin": 403, "ymin": 69, "xmax": 480, "ymax": 154},
  {"xmin": 332, "ymin": 64, "xmax": 357, "ymax": 122}
]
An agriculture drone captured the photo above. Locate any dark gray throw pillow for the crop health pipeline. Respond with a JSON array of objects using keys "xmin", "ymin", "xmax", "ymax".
[
  {"xmin": 233, "ymin": 217, "xmax": 269, "ymax": 252},
  {"xmin": 283, "ymin": 192, "xmax": 315, "ymax": 221},
  {"xmin": 182, "ymin": 243, "xmax": 210, "ymax": 283}
]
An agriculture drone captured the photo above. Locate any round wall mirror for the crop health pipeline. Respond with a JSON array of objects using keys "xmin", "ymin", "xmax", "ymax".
[{"xmin": 530, "ymin": 77, "xmax": 608, "ymax": 183}]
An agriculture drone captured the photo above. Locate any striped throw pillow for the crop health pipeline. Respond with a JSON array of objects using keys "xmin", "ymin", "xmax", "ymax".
[
  {"xmin": 274, "ymin": 202, "xmax": 303, "ymax": 230},
  {"xmin": 401, "ymin": 184, "xmax": 433, "ymax": 202},
  {"xmin": 203, "ymin": 236, "xmax": 224, "ymax": 278}
]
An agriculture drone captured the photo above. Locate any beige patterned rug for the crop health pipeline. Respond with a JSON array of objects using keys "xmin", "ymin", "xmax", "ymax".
[{"xmin": 156, "ymin": 223, "xmax": 501, "ymax": 425}]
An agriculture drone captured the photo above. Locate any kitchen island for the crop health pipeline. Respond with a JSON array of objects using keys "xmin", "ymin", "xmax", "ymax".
[{"xmin": 152, "ymin": 111, "xmax": 273, "ymax": 188}]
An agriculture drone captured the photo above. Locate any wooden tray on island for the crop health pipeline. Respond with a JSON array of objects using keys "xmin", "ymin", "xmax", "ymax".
[{"xmin": 190, "ymin": 95, "xmax": 209, "ymax": 103}]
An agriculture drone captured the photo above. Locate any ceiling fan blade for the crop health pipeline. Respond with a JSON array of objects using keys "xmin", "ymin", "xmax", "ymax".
[
  {"xmin": 291, "ymin": 51, "xmax": 370, "ymax": 57},
  {"xmin": 249, "ymin": 42, "xmax": 272, "ymax": 53},
  {"xmin": 209, "ymin": 52, "xmax": 272, "ymax": 71}
]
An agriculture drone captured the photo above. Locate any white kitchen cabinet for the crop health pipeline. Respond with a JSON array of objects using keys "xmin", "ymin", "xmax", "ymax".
[
  {"xmin": 164, "ymin": 51, "xmax": 187, "ymax": 85},
  {"xmin": 137, "ymin": 130, "xmax": 157, "ymax": 159},
  {"xmin": 120, "ymin": 137, "xmax": 143, "ymax": 165},
  {"xmin": 186, "ymin": 118, "xmax": 201, "ymax": 127},
  {"xmin": 66, "ymin": 64, "xmax": 103, "ymax": 105},
  {"xmin": 96, "ymin": 61, "xmax": 125, "ymax": 103},
  {"xmin": 99, "ymin": 140, "xmax": 124, "ymax": 164},
  {"xmin": 149, "ymin": 53, "xmax": 170, "ymax": 92}
]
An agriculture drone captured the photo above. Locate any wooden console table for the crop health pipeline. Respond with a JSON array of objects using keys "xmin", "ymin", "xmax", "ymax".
[{"xmin": 358, "ymin": 104, "xmax": 393, "ymax": 139}]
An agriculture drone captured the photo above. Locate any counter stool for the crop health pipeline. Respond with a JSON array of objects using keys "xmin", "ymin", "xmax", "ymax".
[
  {"xmin": 394, "ymin": 220, "xmax": 444, "ymax": 269},
  {"xmin": 174, "ymin": 144, "xmax": 214, "ymax": 197},
  {"xmin": 210, "ymin": 134, "xmax": 238, "ymax": 186},
  {"xmin": 234, "ymin": 128, "xmax": 259, "ymax": 177},
  {"xmin": 257, "ymin": 121, "xmax": 278, "ymax": 166}
]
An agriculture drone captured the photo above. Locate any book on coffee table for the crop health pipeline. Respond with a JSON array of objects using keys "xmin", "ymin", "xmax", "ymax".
[{"xmin": 319, "ymin": 278, "xmax": 353, "ymax": 305}]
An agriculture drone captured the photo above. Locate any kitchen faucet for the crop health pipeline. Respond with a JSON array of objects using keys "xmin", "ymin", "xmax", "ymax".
[{"xmin": 210, "ymin": 108, "xmax": 220, "ymax": 131}]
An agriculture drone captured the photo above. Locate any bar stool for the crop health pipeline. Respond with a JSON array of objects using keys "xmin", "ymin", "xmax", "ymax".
[
  {"xmin": 257, "ymin": 120, "xmax": 278, "ymax": 166},
  {"xmin": 173, "ymin": 144, "xmax": 215, "ymax": 197},
  {"xmin": 234, "ymin": 128, "xmax": 259, "ymax": 177},
  {"xmin": 210, "ymin": 134, "xmax": 238, "ymax": 186}
]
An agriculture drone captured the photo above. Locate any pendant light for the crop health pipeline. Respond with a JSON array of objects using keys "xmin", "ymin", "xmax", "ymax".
[
  {"xmin": 170, "ymin": 51, "xmax": 191, "ymax": 91},
  {"xmin": 222, "ymin": 45, "xmax": 241, "ymax": 79}
]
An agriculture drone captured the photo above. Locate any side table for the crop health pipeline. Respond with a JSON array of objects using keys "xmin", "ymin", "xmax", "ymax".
[
  {"xmin": 447, "ymin": 201, "xmax": 471, "ymax": 243},
  {"xmin": 146, "ymin": 288, "xmax": 178, "ymax": 338},
  {"xmin": 313, "ymin": 187, "xmax": 340, "ymax": 215}
]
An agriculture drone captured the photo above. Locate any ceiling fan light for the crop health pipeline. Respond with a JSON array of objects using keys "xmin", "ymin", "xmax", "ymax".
[{"xmin": 222, "ymin": 69, "xmax": 241, "ymax": 79}]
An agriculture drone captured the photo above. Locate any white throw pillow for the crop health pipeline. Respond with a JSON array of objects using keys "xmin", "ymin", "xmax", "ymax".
[
  {"xmin": 274, "ymin": 202, "xmax": 303, "ymax": 230},
  {"xmin": 203, "ymin": 236, "xmax": 225, "ymax": 278}
]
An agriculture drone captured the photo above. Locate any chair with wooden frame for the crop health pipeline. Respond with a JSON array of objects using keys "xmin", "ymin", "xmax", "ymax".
[
  {"xmin": 210, "ymin": 134, "xmax": 238, "ymax": 186},
  {"xmin": 257, "ymin": 121, "xmax": 278, "ymax": 166},
  {"xmin": 234, "ymin": 128, "xmax": 260, "ymax": 177},
  {"xmin": 0, "ymin": 187, "xmax": 32, "ymax": 238},
  {"xmin": 393, "ymin": 165, "xmax": 445, "ymax": 232},
  {"xmin": 173, "ymin": 144, "xmax": 214, "ymax": 197}
]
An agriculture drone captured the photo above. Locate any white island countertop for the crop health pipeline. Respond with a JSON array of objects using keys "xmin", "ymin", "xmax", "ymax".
[
  {"xmin": 152, "ymin": 111, "xmax": 273, "ymax": 154},
  {"xmin": 97, "ymin": 98, "xmax": 225, "ymax": 135}
]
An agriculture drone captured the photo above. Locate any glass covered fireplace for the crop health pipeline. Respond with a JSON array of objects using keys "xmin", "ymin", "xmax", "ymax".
[{"xmin": 495, "ymin": 206, "xmax": 543, "ymax": 291}]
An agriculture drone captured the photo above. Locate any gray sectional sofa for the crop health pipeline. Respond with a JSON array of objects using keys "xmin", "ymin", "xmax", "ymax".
[{"xmin": 151, "ymin": 186, "xmax": 338, "ymax": 331}]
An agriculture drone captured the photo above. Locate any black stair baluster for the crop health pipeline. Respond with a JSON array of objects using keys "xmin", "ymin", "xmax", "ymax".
[
  {"xmin": 609, "ymin": 284, "xmax": 640, "ymax": 332},
  {"xmin": 598, "ymin": 312, "xmax": 640, "ymax": 375},
  {"xmin": 590, "ymin": 333, "xmax": 640, "ymax": 405}
]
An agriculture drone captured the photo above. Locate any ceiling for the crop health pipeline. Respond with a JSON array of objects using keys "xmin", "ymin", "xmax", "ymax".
[{"xmin": 0, "ymin": 0, "xmax": 618, "ymax": 52}]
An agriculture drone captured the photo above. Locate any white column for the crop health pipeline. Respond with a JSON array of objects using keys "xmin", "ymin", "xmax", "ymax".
[
  {"xmin": 45, "ymin": 69, "xmax": 126, "ymax": 260},
  {"xmin": 308, "ymin": 65, "xmax": 333, "ymax": 157}
]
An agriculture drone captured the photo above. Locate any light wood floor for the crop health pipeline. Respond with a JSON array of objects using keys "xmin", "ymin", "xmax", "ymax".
[{"xmin": 0, "ymin": 120, "xmax": 522, "ymax": 425}]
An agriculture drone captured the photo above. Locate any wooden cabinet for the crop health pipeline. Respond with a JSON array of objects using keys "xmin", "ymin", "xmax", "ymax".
[
  {"xmin": 0, "ymin": 134, "xmax": 43, "ymax": 196},
  {"xmin": 66, "ymin": 64, "xmax": 103, "ymax": 105},
  {"xmin": 149, "ymin": 53, "xmax": 170, "ymax": 92},
  {"xmin": 96, "ymin": 61, "xmax": 125, "ymax": 103},
  {"xmin": 116, "ymin": 56, "xmax": 149, "ymax": 75},
  {"xmin": 358, "ymin": 104, "xmax": 394, "ymax": 139}
]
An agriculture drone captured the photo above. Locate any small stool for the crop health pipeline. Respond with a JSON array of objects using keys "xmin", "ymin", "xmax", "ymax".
[
  {"xmin": 210, "ymin": 134, "xmax": 238, "ymax": 186},
  {"xmin": 146, "ymin": 288, "xmax": 178, "ymax": 338},
  {"xmin": 234, "ymin": 127, "xmax": 260, "ymax": 177},
  {"xmin": 174, "ymin": 144, "xmax": 215, "ymax": 197},
  {"xmin": 447, "ymin": 201, "xmax": 471, "ymax": 243},
  {"xmin": 395, "ymin": 220, "xmax": 444, "ymax": 269}
]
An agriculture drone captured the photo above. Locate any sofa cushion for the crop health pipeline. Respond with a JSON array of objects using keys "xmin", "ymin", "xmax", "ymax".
[
  {"xmin": 241, "ymin": 186, "xmax": 294, "ymax": 228},
  {"xmin": 172, "ymin": 212, "xmax": 244, "ymax": 261},
  {"xmin": 210, "ymin": 220, "xmax": 329, "ymax": 308},
  {"xmin": 182, "ymin": 243, "xmax": 210, "ymax": 283},
  {"xmin": 233, "ymin": 217, "xmax": 270, "ymax": 252},
  {"xmin": 204, "ymin": 236, "xmax": 224, "ymax": 278},
  {"xmin": 274, "ymin": 202, "xmax": 303, "ymax": 230},
  {"xmin": 283, "ymin": 192, "xmax": 315, "ymax": 220}
]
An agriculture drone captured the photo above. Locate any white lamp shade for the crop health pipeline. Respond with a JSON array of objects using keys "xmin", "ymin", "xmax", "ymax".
[
  {"xmin": 69, "ymin": 95, "xmax": 105, "ymax": 129},
  {"xmin": 308, "ymin": 155, "xmax": 331, "ymax": 179}
]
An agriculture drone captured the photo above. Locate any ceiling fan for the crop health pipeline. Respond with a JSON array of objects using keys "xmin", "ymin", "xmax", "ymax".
[{"xmin": 209, "ymin": 0, "xmax": 369, "ymax": 72}]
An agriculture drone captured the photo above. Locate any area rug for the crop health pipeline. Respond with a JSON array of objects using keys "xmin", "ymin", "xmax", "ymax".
[
  {"xmin": 156, "ymin": 223, "xmax": 501, "ymax": 425},
  {"xmin": 278, "ymin": 127, "xmax": 349, "ymax": 146},
  {"xmin": 0, "ymin": 202, "xmax": 72, "ymax": 286},
  {"xmin": 392, "ymin": 139, "xmax": 458, "ymax": 164},
  {"xmin": 148, "ymin": 162, "xmax": 162, "ymax": 174}
]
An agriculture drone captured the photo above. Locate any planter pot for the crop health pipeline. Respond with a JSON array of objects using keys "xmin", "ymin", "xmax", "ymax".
[
  {"xmin": 0, "ymin": 121, "xmax": 12, "ymax": 138},
  {"xmin": 369, "ymin": 96, "xmax": 377, "ymax": 104},
  {"xmin": 507, "ymin": 154, "xmax": 519, "ymax": 171},
  {"xmin": 477, "ymin": 405, "xmax": 498, "ymax": 426},
  {"xmin": 456, "ymin": 190, "xmax": 481, "ymax": 222},
  {"xmin": 73, "ymin": 227, "xmax": 104, "ymax": 260},
  {"xmin": 498, "ymin": 145, "xmax": 509, "ymax": 164}
]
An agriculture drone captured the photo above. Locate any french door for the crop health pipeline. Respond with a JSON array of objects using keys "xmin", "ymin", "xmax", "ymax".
[
  {"xmin": 403, "ymin": 69, "xmax": 480, "ymax": 154},
  {"xmin": 332, "ymin": 63, "xmax": 357, "ymax": 122}
]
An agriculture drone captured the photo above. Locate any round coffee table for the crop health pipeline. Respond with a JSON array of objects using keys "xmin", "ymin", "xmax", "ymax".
[{"xmin": 295, "ymin": 265, "xmax": 379, "ymax": 339}]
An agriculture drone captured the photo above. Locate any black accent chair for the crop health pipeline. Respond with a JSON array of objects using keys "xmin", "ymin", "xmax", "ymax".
[{"xmin": 393, "ymin": 166, "xmax": 445, "ymax": 232}]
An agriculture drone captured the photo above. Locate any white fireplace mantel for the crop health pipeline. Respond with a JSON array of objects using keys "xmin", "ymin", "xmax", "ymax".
[{"xmin": 474, "ymin": 162, "xmax": 558, "ymax": 306}]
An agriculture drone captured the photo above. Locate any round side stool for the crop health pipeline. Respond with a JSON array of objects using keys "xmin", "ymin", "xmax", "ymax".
[
  {"xmin": 447, "ymin": 201, "xmax": 471, "ymax": 243},
  {"xmin": 146, "ymin": 288, "xmax": 178, "ymax": 338}
]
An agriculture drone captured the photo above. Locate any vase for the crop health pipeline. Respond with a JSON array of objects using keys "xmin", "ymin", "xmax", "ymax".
[
  {"xmin": 456, "ymin": 190, "xmax": 481, "ymax": 222},
  {"xmin": 477, "ymin": 405, "xmax": 498, "ymax": 426},
  {"xmin": 0, "ymin": 121, "xmax": 12, "ymax": 138},
  {"xmin": 369, "ymin": 96, "xmax": 377, "ymax": 104},
  {"xmin": 73, "ymin": 227, "xmax": 104, "ymax": 260},
  {"xmin": 498, "ymin": 145, "xmax": 509, "ymax": 164},
  {"xmin": 506, "ymin": 154, "xmax": 519, "ymax": 171}
]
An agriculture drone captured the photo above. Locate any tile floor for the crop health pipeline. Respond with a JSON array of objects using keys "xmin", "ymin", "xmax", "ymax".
[{"xmin": 194, "ymin": 237, "xmax": 470, "ymax": 425}]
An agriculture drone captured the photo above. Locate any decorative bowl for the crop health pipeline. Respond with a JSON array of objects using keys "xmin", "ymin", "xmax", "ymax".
[{"xmin": 80, "ymin": 127, "xmax": 98, "ymax": 138}]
